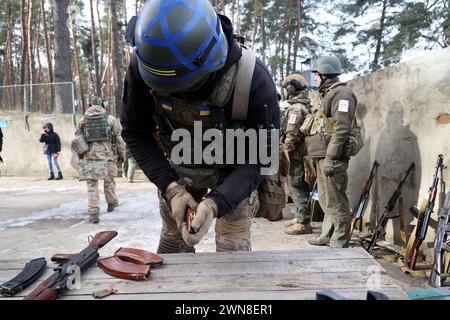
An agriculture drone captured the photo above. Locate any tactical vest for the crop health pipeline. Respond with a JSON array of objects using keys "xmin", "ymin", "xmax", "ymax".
[
  {"xmin": 300, "ymin": 82, "xmax": 346, "ymax": 140},
  {"xmin": 84, "ymin": 113, "xmax": 111, "ymax": 142},
  {"xmin": 152, "ymin": 47, "xmax": 256, "ymax": 189}
]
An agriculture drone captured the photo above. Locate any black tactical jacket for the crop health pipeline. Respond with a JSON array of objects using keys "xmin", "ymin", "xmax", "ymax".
[{"xmin": 121, "ymin": 14, "xmax": 279, "ymax": 217}]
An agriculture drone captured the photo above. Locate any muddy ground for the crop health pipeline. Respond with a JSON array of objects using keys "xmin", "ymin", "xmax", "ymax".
[{"xmin": 0, "ymin": 176, "xmax": 430, "ymax": 295}]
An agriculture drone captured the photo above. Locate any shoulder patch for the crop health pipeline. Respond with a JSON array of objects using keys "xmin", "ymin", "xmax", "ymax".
[
  {"xmin": 338, "ymin": 100, "xmax": 349, "ymax": 112},
  {"xmin": 288, "ymin": 114, "xmax": 297, "ymax": 124}
]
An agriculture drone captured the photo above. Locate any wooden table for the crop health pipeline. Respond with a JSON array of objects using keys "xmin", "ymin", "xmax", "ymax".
[{"xmin": 0, "ymin": 248, "xmax": 408, "ymax": 300}]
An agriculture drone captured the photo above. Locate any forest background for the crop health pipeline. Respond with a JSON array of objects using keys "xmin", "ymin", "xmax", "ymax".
[{"xmin": 0, "ymin": 0, "xmax": 448, "ymax": 115}]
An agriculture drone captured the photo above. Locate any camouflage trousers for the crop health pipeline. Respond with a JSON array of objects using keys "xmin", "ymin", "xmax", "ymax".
[
  {"xmin": 289, "ymin": 159, "xmax": 311, "ymax": 225},
  {"xmin": 157, "ymin": 189, "xmax": 259, "ymax": 254},
  {"xmin": 315, "ymin": 158, "xmax": 351, "ymax": 248},
  {"xmin": 86, "ymin": 177, "xmax": 118, "ymax": 216}
]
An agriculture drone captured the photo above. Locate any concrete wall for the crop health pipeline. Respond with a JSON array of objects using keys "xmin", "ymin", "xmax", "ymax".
[
  {"xmin": 0, "ymin": 113, "xmax": 80, "ymax": 177},
  {"xmin": 347, "ymin": 47, "xmax": 450, "ymax": 246}
]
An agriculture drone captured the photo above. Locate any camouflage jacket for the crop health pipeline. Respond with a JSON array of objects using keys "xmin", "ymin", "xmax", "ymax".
[
  {"xmin": 303, "ymin": 80, "xmax": 357, "ymax": 159},
  {"xmin": 281, "ymin": 93, "xmax": 311, "ymax": 160},
  {"xmin": 76, "ymin": 106, "xmax": 126, "ymax": 162}
]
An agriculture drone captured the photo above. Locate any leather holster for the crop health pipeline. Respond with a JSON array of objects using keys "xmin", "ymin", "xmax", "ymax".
[
  {"xmin": 98, "ymin": 256, "xmax": 151, "ymax": 281},
  {"xmin": 114, "ymin": 248, "xmax": 163, "ymax": 268}
]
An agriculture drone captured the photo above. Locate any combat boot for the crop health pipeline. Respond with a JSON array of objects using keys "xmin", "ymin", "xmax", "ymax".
[
  {"xmin": 284, "ymin": 223, "xmax": 313, "ymax": 235},
  {"xmin": 55, "ymin": 172, "xmax": 63, "ymax": 180},
  {"xmin": 48, "ymin": 172, "xmax": 55, "ymax": 180},
  {"xmin": 284, "ymin": 218, "xmax": 298, "ymax": 228},
  {"xmin": 308, "ymin": 236, "xmax": 330, "ymax": 246},
  {"xmin": 89, "ymin": 214, "xmax": 100, "ymax": 224},
  {"xmin": 107, "ymin": 202, "xmax": 118, "ymax": 212}
]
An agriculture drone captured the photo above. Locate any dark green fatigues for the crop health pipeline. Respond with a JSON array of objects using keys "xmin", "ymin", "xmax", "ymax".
[{"xmin": 301, "ymin": 80, "xmax": 357, "ymax": 247}]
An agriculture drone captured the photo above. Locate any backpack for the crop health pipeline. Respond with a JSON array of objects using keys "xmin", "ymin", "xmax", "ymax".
[{"xmin": 231, "ymin": 47, "xmax": 290, "ymax": 220}]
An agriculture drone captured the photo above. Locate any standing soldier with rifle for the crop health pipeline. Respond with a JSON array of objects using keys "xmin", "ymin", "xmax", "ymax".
[
  {"xmin": 301, "ymin": 55, "xmax": 362, "ymax": 248},
  {"xmin": 280, "ymin": 74, "xmax": 313, "ymax": 235},
  {"xmin": 74, "ymin": 96, "xmax": 126, "ymax": 224}
]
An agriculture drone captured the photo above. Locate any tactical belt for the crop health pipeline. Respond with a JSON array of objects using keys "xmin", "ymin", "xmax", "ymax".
[{"xmin": 0, "ymin": 257, "xmax": 47, "ymax": 297}]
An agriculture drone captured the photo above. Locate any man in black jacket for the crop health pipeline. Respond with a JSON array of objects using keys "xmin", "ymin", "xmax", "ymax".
[{"xmin": 121, "ymin": 0, "xmax": 279, "ymax": 253}]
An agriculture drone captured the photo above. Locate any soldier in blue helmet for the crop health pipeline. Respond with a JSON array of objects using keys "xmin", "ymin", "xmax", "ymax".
[{"xmin": 121, "ymin": 0, "xmax": 279, "ymax": 253}]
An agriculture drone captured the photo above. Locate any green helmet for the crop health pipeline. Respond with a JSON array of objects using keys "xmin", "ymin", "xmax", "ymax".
[
  {"xmin": 90, "ymin": 96, "xmax": 105, "ymax": 108},
  {"xmin": 311, "ymin": 55, "xmax": 342, "ymax": 76},
  {"xmin": 131, "ymin": 0, "xmax": 229, "ymax": 94}
]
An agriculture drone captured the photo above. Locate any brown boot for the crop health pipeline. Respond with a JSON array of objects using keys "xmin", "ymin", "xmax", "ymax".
[
  {"xmin": 284, "ymin": 218, "xmax": 298, "ymax": 228},
  {"xmin": 284, "ymin": 223, "xmax": 313, "ymax": 235},
  {"xmin": 308, "ymin": 236, "xmax": 330, "ymax": 246}
]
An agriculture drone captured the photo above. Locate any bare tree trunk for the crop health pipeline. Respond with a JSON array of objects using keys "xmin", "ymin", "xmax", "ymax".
[
  {"xmin": 110, "ymin": 0, "xmax": 124, "ymax": 117},
  {"xmin": 107, "ymin": 16, "xmax": 113, "ymax": 114},
  {"xmin": 97, "ymin": 0, "xmax": 105, "ymax": 89},
  {"xmin": 286, "ymin": 2, "xmax": 293, "ymax": 76},
  {"xmin": 260, "ymin": 7, "xmax": 266, "ymax": 63},
  {"xmin": 89, "ymin": 0, "xmax": 101, "ymax": 96},
  {"xmin": 373, "ymin": 0, "xmax": 388, "ymax": 70},
  {"xmin": 292, "ymin": 0, "xmax": 302, "ymax": 72},
  {"xmin": 41, "ymin": 0, "xmax": 55, "ymax": 112},
  {"xmin": 69, "ymin": 4, "xmax": 86, "ymax": 113},
  {"xmin": 251, "ymin": 0, "xmax": 259, "ymax": 50},
  {"xmin": 123, "ymin": 0, "xmax": 130, "ymax": 72},
  {"xmin": 20, "ymin": 0, "xmax": 29, "ymax": 86},
  {"xmin": 20, "ymin": 0, "xmax": 30, "ymax": 113},
  {"xmin": 53, "ymin": 0, "xmax": 73, "ymax": 114},
  {"xmin": 280, "ymin": 27, "xmax": 286, "ymax": 83},
  {"xmin": 34, "ymin": 3, "xmax": 44, "ymax": 111},
  {"xmin": 3, "ymin": 0, "xmax": 14, "ymax": 110},
  {"xmin": 27, "ymin": 0, "xmax": 35, "ymax": 111}
]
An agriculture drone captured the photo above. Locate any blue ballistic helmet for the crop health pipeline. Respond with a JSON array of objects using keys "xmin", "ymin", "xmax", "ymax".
[{"xmin": 128, "ymin": 0, "xmax": 229, "ymax": 94}]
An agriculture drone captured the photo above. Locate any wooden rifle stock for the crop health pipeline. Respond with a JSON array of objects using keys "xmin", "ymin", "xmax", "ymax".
[
  {"xmin": 408, "ymin": 239, "xmax": 422, "ymax": 270},
  {"xmin": 89, "ymin": 231, "xmax": 118, "ymax": 249},
  {"xmin": 23, "ymin": 279, "xmax": 58, "ymax": 300}
]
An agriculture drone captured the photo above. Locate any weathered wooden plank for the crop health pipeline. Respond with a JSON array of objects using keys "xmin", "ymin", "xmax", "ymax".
[
  {"xmin": 0, "ymin": 257, "xmax": 386, "ymax": 284},
  {"xmin": 0, "ymin": 248, "xmax": 373, "ymax": 270},
  {"xmin": 6, "ymin": 272, "xmax": 399, "ymax": 299},
  {"xmin": 58, "ymin": 287, "xmax": 408, "ymax": 300},
  {"xmin": 0, "ymin": 249, "xmax": 407, "ymax": 301}
]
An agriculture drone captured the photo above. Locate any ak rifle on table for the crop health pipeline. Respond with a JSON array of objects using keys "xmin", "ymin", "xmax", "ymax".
[
  {"xmin": 407, "ymin": 155, "xmax": 444, "ymax": 269},
  {"xmin": 351, "ymin": 161, "xmax": 379, "ymax": 236},
  {"xmin": 24, "ymin": 230, "xmax": 117, "ymax": 300},
  {"xmin": 367, "ymin": 162, "xmax": 415, "ymax": 254}
]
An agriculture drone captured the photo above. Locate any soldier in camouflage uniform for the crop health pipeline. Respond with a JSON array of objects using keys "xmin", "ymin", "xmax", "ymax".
[
  {"xmin": 280, "ymin": 74, "xmax": 313, "ymax": 235},
  {"xmin": 76, "ymin": 96, "xmax": 126, "ymax": 223},
  {"xmin": 301, "ymin": 55, "xmax": 358, "ymax": 248}
]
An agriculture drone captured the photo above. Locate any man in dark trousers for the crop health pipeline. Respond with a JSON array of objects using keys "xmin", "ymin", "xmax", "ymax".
[{"xmin": 121, "ymin": 0, "xmax": 279, "ymax": 253}]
